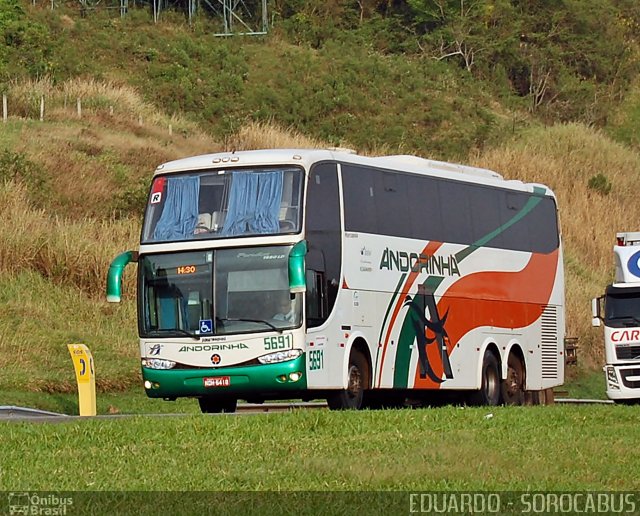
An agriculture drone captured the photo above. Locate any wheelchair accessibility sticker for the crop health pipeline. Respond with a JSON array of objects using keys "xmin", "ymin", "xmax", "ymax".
[{"xmin": 199, "ymin": 319, "xmax": 213, "ymax": 334}]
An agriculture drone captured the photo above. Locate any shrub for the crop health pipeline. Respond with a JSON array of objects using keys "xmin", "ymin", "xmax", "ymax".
[
  {"xmin": 587, "ymin": 173, "xmax": 612, "ymax": 196},
  {"xmin": 0, "ymin": 149, "xmax": 50, "ymax": 206}
]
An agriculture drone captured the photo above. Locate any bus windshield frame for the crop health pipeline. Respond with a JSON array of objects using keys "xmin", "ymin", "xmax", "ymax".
[{"xmin": 139, "ymin": 246, "xmax": 303, "ymax": 338}]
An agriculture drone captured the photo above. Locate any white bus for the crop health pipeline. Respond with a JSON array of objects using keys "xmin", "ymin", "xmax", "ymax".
[{"xmin": 107, "ymin": 149, "xmax": 565, "ymax": 412}]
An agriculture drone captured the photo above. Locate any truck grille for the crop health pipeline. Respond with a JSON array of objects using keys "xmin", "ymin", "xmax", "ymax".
[
  {"xmin": 615, "ymin": 345, "xmax": 640, "ymax": 361},
  {"xmin": 620, "ymin": 368, "xmax": 640, "ymax": 389}
]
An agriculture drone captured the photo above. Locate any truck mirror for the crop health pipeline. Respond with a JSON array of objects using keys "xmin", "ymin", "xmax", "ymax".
[
  {"xmin": 591, "ymin": 297, "xmax": 602, "ymax": 327},
  {"xmin": 106, "ymin": 250, "xmax": 138, "ymax": 303},
  {"xmin": 288, "ymin": 240, "xmax": 307, "ymax": 293}
]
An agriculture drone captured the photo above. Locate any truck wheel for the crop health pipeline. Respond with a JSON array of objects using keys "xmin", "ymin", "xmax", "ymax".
[
  {"xmin": 198, "ymin": 397, "xmax": 237, "ymax": 413},
  {"xmin": 501, "ymin": 353, "xmax": 525, "ymax": 405},
  {"xmin": 470, "ymin": 351, "xmax": 501, "ymax": 406},
  {"xmin": 327, "ymin": 350, "xmax": 369, "ymax": 410}
]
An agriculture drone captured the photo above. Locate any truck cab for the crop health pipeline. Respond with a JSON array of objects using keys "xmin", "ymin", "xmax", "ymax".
[{"xmin": 592, "ymin": 232, "xmax": 640, "ymax": 402}]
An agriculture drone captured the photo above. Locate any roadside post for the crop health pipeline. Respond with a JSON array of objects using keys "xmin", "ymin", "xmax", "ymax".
[{"xmin": 67, "ymin": 344, "xmax": 97, "ymax": 416}]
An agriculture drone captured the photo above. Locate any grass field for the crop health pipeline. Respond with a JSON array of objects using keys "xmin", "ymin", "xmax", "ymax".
[{"xmin": 2, "ymin": 405, "xmax": 639, "ymax": 493}]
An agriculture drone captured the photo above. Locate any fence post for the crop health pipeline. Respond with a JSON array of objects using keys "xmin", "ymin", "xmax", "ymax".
[
  {"xmin": 2, "ymin": 94, "xmax": 6, "ymax": 123},
  {"xmin": 40, "ymin": 95, "xmax": 44, "ymax": 121},
  {"xmin": 169, "ymin": 124, "xmax": 172, "ymax": 136},
  {"xmin": 77, "ymin": 98, "xmax": 82, "ymax": 118}
]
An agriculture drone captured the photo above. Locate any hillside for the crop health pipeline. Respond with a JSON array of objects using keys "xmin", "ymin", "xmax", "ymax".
[
  {"xmin": 3, "ymin": 0, "xmax": 640, "ymax": 159},
  {"xmin": 2, "ymin": 0, "xmax": 640, "ymax": 396}
]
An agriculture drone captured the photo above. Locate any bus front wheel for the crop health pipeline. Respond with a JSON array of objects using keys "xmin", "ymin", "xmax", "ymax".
[
  {"xmin": 198, "ymin": 397, "xmax": 237, "ymax": 414},
  {"xmin": 327, "ymin": 350, "xmax": 369, "ymax": 410}
]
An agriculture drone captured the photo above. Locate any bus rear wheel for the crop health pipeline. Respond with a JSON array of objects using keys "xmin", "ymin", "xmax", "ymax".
[
  {"xmin": 470, "ymin": 351, "xmax": 501, "ymax": 406},
  {"xmin": 501, "ymin": 353, "xmax": 525, "ymax": 405},
  {"xmin": 327, "ymin": 350, "xmax": 369, "ymax": 410},
  {"xmin": 198, "ymin": 397, "xmax": 237, "ymax": 414}
]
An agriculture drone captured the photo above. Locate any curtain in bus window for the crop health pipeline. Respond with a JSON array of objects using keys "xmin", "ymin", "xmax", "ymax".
[
  {"xmin": 222, "ymin": 171, "xmax": 283, "ymax": 235},
  {"xmin": 152, "ymin": 176, "xmax": 200, "ymax": 241},
  {"xmin": 254, "ymin": 171, "xmax": 283, "ymax": 233}
]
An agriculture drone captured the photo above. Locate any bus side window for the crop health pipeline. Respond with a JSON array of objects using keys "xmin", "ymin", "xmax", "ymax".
[{"xmin": 306, "ymin": 269, "xmax": 326, "ymax": 324}]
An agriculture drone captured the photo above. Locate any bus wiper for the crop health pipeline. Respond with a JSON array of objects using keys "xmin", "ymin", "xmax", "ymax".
[
  {"xmin": 148, "ymin": 328, "xmax": 201, "ymax": 340},
  {"xmin": 220, "ymin": 318, "xmax": 282, "ymax": 334}
]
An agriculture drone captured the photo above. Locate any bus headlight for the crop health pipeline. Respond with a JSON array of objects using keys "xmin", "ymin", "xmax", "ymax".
[
  {"xmin": 142, "ymin": 358, "xmax": 177, "ymax": 370},
  {"xmin": 258, "ymin": 349, "xmax": 302, "ymax": 365}
]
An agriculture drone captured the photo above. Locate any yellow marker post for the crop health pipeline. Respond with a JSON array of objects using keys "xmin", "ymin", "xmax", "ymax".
[{"xmin": 67, "ymin": 344, "xmax": 96, "ymax": 416}]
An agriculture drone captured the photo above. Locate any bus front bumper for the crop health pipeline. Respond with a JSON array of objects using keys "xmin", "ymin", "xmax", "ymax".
[{"xmin": 142, "ymin": 354, "xmax": 307, "ymax": 398}]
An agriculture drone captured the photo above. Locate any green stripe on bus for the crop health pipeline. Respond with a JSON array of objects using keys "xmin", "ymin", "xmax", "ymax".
[
  {"xmin": 374, "ymin": 272, "xmax": 406, "ymax": 374},
  {"xmin": 393, "ymin": 276, "xmax": 444, "ymax": 388}
]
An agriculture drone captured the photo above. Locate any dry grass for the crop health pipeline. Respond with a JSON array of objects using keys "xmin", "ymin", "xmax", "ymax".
[
  {"xmin": 4, "ymin": 79, "xmax": 224, "ymax": 218},
  {"xmin": 228, "ymin": 120, "xmax": 326, "ymax": 150},
  {"xmin": 0, "ymin": 182, "xmax": 139, "ymax": 297},
  {"xmin": 6, "ymin": 77, "xmax": 198, "ymax": 134},
  {"xmin": 472, "ymin": 123, "xmax": 640, "ymax": 364}
]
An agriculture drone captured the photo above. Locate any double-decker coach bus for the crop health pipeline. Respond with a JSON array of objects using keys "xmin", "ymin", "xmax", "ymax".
[{"xmin": 107, "ymin": 149, "xmax": 565, "ymax": 412}]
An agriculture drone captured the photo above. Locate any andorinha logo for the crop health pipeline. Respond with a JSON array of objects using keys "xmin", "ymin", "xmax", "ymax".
[
  {"xmin": 7, "ymin": 493, "xmax": 73, "ymax": 515},
  {"xmin": 178, "ymin": 343, "xmax": 249, "ymax": 352},
  {"xmin": 380, "ymin": 248, "xmax": 461, "ymax": 276}
]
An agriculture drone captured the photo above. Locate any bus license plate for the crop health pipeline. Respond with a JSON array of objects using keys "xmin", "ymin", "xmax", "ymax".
[{"xmin": 203, "ymin": 376, "xmax": 230, "ymax": 388}]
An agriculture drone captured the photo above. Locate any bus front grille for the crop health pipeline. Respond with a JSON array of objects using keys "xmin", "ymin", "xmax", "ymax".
[{"xmin": 615, "ymin": 345, "xmax": 640, "ymax": 361}]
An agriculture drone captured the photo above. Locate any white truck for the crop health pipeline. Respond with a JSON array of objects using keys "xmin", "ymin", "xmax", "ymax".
[{"xmin": 592, "ymin": 232, "xmax": 640, "ymax": 403}]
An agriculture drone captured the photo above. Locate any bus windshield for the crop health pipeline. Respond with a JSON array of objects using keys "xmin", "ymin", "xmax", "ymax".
[
  {"xmin": 139, "ymin": 246, "xmax": 302, "ymax": 337},
  {"xmin": 141, "ymin": 166, "xmax": 303, "ymax": 244}
]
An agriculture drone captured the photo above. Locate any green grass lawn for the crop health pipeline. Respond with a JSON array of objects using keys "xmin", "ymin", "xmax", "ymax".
[
  {"xmin": 0, "ymin": 388, "xmax": 198, "ymax": 415},
  {"xmin": 0, "ymin": 349, "xmax": 632, "ymax": 514},
  {"xmin": 2, "ymin": 405, "xmax": 639, "ymax": 492},
  {"xmin": 559, "ymin": 366, "xmax": 606, "ymax": 400}
]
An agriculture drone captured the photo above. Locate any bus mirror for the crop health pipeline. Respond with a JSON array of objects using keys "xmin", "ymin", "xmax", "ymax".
[
  {"xmin": 288, "ymin": 240, "xmax": 307, "ymax": 293},
  {"xmin": 591, "ymin": 297, "xmax": 602, "ymax": 327},
  {"xmin": 106, "ymin": 251, "xmax": 138, "ymax": 303}
]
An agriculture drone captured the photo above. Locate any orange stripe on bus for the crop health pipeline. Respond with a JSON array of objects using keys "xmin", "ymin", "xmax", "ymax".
[{"xmin": 412, "ymin": 249, "xmax": 560, "ymax": 388}]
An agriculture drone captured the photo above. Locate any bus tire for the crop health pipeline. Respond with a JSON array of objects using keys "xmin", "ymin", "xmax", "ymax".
[
  {"xmin": 470, "ymin": 351, "xmax": 501, "ymax": 406},
  {"xmin": 198, "ymin": 397, "xmax": 237, "ymax": 414},
  {"xmin": 327, "ymin": 350, "xmax": 369, "ymax": 410},
  {"xmin": 501, "ymin": 353, "xmax": 525, "ymax": 405}
]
